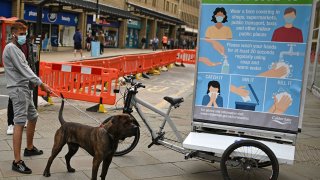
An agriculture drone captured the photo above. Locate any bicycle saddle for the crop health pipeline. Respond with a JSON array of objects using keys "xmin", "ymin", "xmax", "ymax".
[{"xmin": 163, "ymin": 96, "xmax": 184, "ymax": 106}]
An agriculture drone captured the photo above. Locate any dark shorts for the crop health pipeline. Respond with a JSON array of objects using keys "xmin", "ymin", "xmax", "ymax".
[
  {"xmin": 163, "ymin": 43, "xmax": 167, "ymax": 47},
  {"xmin": 74, "ymin": 42, "xmax": 82, "ymax": 50}
]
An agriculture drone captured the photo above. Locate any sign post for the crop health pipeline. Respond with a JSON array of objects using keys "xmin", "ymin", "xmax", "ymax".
[{"xmin": 193, "ymin": 0, "xmax": 314, "ymax": 133}]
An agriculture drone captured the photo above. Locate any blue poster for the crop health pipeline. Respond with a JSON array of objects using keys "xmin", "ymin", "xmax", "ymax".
[{"xmin": 193, "ymin": 1, "xmax": 313, "ymax": 133}]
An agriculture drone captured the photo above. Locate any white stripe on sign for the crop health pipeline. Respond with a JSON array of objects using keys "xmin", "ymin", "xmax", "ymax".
[
  {"xmin": 81, "ymin": 67, "xmax": 92, "ymax": 74},
  {"xmin": 61, "ymin": 65, "xmax": 72, "ymax": 72},
  {"xmin": 0, "ymin": 95, "xmax": 9, "ymax": 97}
]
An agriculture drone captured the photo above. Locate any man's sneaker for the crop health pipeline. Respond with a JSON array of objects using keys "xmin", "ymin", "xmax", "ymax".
[
  {"xmin": 12, "ymin": 160, "xmax": 32, "ymax": 174},
  {"xmin": 24, "ymin": 146, "xmax": 43, "ymax": 156},
  {"xmin": 6, "ymin": 125, "xmax": 14, "ymax": 135}
]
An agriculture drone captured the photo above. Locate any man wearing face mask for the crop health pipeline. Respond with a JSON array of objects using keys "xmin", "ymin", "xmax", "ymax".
[
  {"xmin": 3, "ymin": 22, "xmax": 51, "ymax": 174},
  {"xmin": 6, "ymin": 19, "xmax": 36, "ymax": 135},
  {"xmin": 272, "ymin": 7, "xmax": 303, "ymax": 43}
]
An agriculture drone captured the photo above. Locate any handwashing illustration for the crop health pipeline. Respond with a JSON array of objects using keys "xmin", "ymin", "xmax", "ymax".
[
  {"xmin": 221, "ymin": 55, "xmax": 229, "ymax": 74},
  {"xmin": 268, "ymin": 89, "xmax": 293, "ymax": 114},
  {"xmin": 259, "ymin": 44, "xmax": 303, "ymax": 78},
  {"xmin": 235, "ymin": 84, "xmax": 259, "ymax": 111}
]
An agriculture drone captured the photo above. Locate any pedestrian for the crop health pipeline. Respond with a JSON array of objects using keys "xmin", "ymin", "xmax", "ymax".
[
  {"xmin": 149, "ymin": 38, "xmax": 153, "ymax": 49},
  {"xmin": 170, "ymin": 38, "xmax": 174, "ymax": 49},
  {"xmin": 85, "ymin": 33, "xmax": 92, "ymax": 51},
  {"xmin": 141, "ymin": 36, "xmax": 146, "ymax": 49},
  {"xmin": 6, "ymin": 19, "xmax": 37, "ymax": 135},
  {"xmin": 98, "ymin": 31, "xmax": 105, "ymax": 55},
  {"xmin": 73, "ymin": 28, "xmax": 83, "ymax": 58},
  {"xmin": 3, "ymin": 22, "xmax": 51, "ymax": 174},
  {"xmin": 162, "ymin": 34, "xmax": 168, "ymax": 51},
  {"xmin": 182, "ymin": 38, "xmax": 187, "ymax": 49},
  {"xmin": 152, "ymin": 37, "xmax": 159, "ymax": 51}
]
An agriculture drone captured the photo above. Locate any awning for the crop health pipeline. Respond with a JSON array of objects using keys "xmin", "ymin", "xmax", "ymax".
[
  {"xmin": 41, "ymin": 0, "xmax": 140, "ymax": 20},
  {"xmin": 128, "ymin": 2, "xmax": 185, "ymax": 25}
]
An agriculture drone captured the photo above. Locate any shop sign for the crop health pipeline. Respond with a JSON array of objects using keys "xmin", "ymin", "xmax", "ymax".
[
  {"xmin": 127, "ymin": 20, "xmax": 141, "ymax": 29},
  {"xmin": 24, "ymin": 4, "xmax": 79, "ymax": 26},
  {"xmin": 193, "ymin": 0, "xmax": 313, "ymax": 133},
  {"xmin": 87, "ymin": 15, "xmax": 120, "ymax": 28}
]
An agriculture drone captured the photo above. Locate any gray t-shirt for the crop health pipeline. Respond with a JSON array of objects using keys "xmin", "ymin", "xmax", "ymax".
[{"xmin": 3, "ymin": 43, "xmax": 42, "ymax": 89}]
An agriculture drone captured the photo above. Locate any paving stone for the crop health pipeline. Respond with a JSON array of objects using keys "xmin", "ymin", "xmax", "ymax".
[
  {"xmin": 146, "ymin": 150, "xmax": 187, "ymax": 163},
  {"xmin": 29, "ymin": 147, "xmax": 89, "ymax": 160},
  {"xmin": 118, "ymin": 163, "xmax": 184, "ymax": 179},
  {"xmin": 83, "ymin": 168, "xmax": 130, "ymax": 180},
  {"xmin": 16, "ymin": 171, "xmax": 89, "ymax": 180},
  {"xmin": 173, "ymin": 160, "xmax": 217, "ymax": 174},
  {"xmin": 112, "ymin": 151, "xmax": 162, "ymax": 167},
  {"xmin": 280, "ymin": 163, "xmax": 320, "ymax": 179},
  {"xmin": 0, "ymin": 141, "xmax": 11, "ymax": 151},
  {"xmin": 59, "ymin": 155, "xmax": 117, "ymax": 171}
]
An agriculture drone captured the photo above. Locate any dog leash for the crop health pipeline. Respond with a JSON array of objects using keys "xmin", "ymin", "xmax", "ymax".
[{"xmin": 50, "ymin": 91, "xmax": 102, "ymax": 126}]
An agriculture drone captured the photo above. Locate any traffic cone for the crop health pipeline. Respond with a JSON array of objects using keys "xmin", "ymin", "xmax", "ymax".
[
  {"xmin": 48, "ymin": 96, "xmax": 54, "ymax": 105},
  {"xmin": 98, "ymin": 104, "xmax": 107, "ymax": 113}
]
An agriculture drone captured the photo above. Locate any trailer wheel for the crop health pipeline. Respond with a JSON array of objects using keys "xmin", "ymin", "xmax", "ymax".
[{"xmin": 220, "ymin": 140, "xmax": 279, "ymax": 180}]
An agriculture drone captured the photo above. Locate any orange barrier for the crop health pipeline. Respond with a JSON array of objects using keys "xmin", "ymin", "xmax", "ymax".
[
  {"xmin": 142, "ymin": 53, "xmax": 155, "ymax": 72},
  {"xmin": 177, "ymin": 50, "xmax": 197, "ymax": 64},
  {"xmin": 39, "ymin": 62, "xmax": 119, "ymax": 105},
  {"xmin": 72, "ymin": 49, "xmax": 196, "ymax": 77},
  {"xmin": 124, "ymin": 55, "xmax": 139, "ymax": 75}
]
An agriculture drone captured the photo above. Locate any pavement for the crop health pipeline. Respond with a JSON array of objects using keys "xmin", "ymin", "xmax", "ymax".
[{"xmin": 0, "ymin": 48, "xmax": 320, "ymax": 179}]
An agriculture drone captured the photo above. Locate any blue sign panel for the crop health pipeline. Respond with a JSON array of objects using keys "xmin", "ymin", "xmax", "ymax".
[
  {"xmin": 24, "ymin": 5, "xmax": 79, "ymax": 26},
  {"xmin": 0, "ymin": 0, "xmax": 12, "ymax": 18}
]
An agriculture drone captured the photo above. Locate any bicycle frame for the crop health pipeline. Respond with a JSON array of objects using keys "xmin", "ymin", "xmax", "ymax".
[{"xmin": 124, "ymin": 87, "xmax": 187, "ymax": 154}]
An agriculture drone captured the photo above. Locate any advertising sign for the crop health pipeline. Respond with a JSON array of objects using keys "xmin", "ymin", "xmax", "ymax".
[
  {"xmin": 24, "ymin": 5, "xmax": 79, "ymax": 26},
  {"xmin": 194, "ymin": 0, "xmax": 313, "ymax": 133}
]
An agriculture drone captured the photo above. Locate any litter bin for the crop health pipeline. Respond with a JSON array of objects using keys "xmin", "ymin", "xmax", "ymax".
[
  {"xmin": 91, "ymin": 41, "xmax": 100, "ymax": 57},
  {"xmin": 235, "ymin": 84, "xmax": 259, "ymax": 111}
]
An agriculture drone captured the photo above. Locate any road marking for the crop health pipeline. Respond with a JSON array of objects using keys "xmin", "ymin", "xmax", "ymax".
[{"xmin": 0, "ymin": 95, "xmax": 9, "ymax": 97}]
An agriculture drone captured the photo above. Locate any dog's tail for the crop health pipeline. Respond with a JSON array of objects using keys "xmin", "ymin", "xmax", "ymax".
[{"xmin": 59, "ymin": 93, "xmax": 66, "ymax": 125}]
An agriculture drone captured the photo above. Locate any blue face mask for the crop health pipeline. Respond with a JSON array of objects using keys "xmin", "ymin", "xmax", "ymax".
[
  {"xmin": 216, "ymin": 16, "xmax": 224, "ymax": 23},
  {"xmin": 17, "ymin": 35, "xmax": 26, "ymax": 45},
  {"xmin": 284, "ymin": 17, "xmax": 295, "ymax": 24}
]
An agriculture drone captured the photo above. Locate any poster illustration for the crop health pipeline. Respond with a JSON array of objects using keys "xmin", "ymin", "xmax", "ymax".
[{"xmin": 193, "ymin": 0, "xmax": 313, "ymax": 132}]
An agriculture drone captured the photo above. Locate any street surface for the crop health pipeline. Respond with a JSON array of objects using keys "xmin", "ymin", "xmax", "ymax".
[
  {"xmin": 0, "ymin": 73, "xmax": 9, "ymax": 110},
  {"xmin": 0, "ymin": 50, "xmax": 319, "ymax": 180}
]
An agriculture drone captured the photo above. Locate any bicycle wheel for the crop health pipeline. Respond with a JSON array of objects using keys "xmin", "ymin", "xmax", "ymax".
[
  {"xmin": 220, "ymin": 140, "xmax": 279, "ymax": 180},
  {"xmin": 114, "ymin": 114, "xmax": 140, "ymax": 156}
]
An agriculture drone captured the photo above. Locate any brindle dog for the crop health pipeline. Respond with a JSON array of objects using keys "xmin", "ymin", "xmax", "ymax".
[{"xmin": 43, "ymin": 96, "xmax": 139, "ymax": 180}]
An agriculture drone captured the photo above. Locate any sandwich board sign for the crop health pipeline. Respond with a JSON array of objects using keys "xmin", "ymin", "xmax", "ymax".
[{"xmin": 193, "ymin": 0, "xmax": 314, "ymax": 133}]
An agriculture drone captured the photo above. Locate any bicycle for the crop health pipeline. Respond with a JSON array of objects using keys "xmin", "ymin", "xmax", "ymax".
[
  {"xmin": 111, "ymin": 75, "xmax": 185, "ymax": 156},
  {"xmin": 109, "ymin": 75, "xmax": 280, "ymax": 180}
]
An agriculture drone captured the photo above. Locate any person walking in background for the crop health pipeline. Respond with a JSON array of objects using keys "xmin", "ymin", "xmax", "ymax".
[
  {"xmin": 152, "ymin": 37, "xmax": 159, "ymax": 51},
  {"xmin": 73, "ymin": 28, "xmax": 83, "ymax": 58},
  {"xmin": 141, "ymin": 36, "xmax": 146, "ymax": 49},
  {"xmin": 149, "ymin": 38, "xmax": 153, "ymax": 49},
  {"xmin": 162, "ymin": 34, "xmax": 168, "ymax": 51},
  {"xmin": 3, "ymin": 22, "xmax": 51, "ymax": 174},
  {"xmin": 98, "ymin": 31, "xmax": 105, "ymax": 55},
  {"xmin": 170, "ymin": 38, "xmax": 174, "ymax": 49},
  {"xmin": 85, "ymin": 33, "xmax": 92, "ymax": 51},
  {"xmin": 6, "ymin": 19, "xmax": 36, "ymax": 135}
]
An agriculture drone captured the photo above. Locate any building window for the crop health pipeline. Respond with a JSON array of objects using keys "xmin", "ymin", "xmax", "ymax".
[
  {"xmin": 166, "ymin": 1, "xmax": 169, "ymax": 11},
  {"xmin": 152, "ymin": 0, "xmax": 157, "ymax": 6},
  {"xmin": 174, "ymin": 4, "xmax": 177, "ymax": 14}
]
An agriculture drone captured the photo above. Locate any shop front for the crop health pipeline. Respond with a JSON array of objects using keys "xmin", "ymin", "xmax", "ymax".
[
  {"xmin": 87, "ymin": 15, "xmax": 120, "ymax": 48},
  {"xmin": 126, "ymin": 20, "xmax": 141, "ymax": 48},
  {"xmin": 0, "ymin": 0, "xmax": 12, "ymax": 18},
  {"xmin": 24, "ymin": 4, "xmax": 79, "ymax": 48}
]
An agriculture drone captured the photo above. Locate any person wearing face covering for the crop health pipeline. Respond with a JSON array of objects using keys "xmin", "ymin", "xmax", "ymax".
[
  {"xmin": 3, "ymin": 22, "xmax": 51, "ymax": 174},
  {"xmin": 271, "ymin": 7, "xmax": 303, "ymax": 43},
  {"xmin": 205, "ymin": 7, "xmax": 232, "ymax": 39}
]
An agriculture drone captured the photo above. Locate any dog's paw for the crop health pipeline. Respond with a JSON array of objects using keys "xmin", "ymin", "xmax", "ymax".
[
  {"xmin": 67, "ymin": 167, "xmax": 76, "ymax": 173},
  {"xmin": 43, "ymin": 171, "xmax": 51, "ymax": 177}
]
